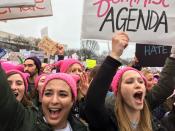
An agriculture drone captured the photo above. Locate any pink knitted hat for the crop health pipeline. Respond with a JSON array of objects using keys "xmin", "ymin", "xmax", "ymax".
[
  {"xmin": 1, "ymin": 62, "xmax": 16, "ymax": 71},
  {"xmin": 34, "ymin": 73, "xmax": 48, "ymax": 89},
  {"xmin": 15, "ymin": 64, "xmax": 24, "ymax": 72},
  {"xmin": 6, "ymin": 69, "xmax": 30, "ymax": 93},
  {"xmin": 42, "ymin": 73, "xmax": 80, "ymax": 100},
  {"xmin": 111, "ymin": 67, "xmax": 147, "ymax": 95},
  {"xmin": 54, "ymin": 59, "xmax": 83, "ymax": 73},
  {"xmin": 1, "ymin": 62, "xmax": 24, "ymax": 72}
]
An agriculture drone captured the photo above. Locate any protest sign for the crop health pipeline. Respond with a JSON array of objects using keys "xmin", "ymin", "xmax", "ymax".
[
  {"xmin": 30, "ymin": 50, "xmax": 45, "ymax": 62},
  {"xmin": 19, "ymin": 49, "xmax": 31, "ymax": 59},
  {"xmin": 86, "ymin": 59, "xmax": 97, "ymax": 69},
  {"xmin": 8, "ymin": 52, "xmax": 23, "ymax": 63},
  {"xmin": 81, "ymin": 0, "xmax": 175, "ymax": 45},
  {"xmin": 0, "ymin": 0, "xmax": 52, "ymax": 20},
  {"xmin": 38, "ymin": 36, "xmax": 58, "ymax": 56},
  {"xmin": 136, "ymin": 43, "xmax": 171, "ymax": 67},
  {"xmin": 0, "ymin": 0, "xmax": 35, "ymax": 8}
]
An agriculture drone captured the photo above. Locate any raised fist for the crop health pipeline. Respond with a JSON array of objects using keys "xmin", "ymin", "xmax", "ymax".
[{"xmin": 111, "ymin": 32, "xmax": 129, "ymax": 59}]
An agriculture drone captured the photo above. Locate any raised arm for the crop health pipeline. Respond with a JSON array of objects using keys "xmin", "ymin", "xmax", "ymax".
[{"xmin": 85, "ymin": 32, "xmax": 129, "ymax": 130}]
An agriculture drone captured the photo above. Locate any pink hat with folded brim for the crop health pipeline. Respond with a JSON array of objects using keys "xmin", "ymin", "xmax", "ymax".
[
  {"xmin": 34, "ymin": 73, "xmax": 48, "ymax": 89},
  {"xmin": 53, "ymin": 59, "xmax": 83, "ymax": 73},
  {"xmin": 6, "ymin": 69, "xmax": 30, "ymax": 93},
  {"xmin": 42, "ymin": 73, "xmax": 80, "ymax": 101},
  {"xmin": 111, "ymin": 67, "xmax": 147, "ymax": 95}
]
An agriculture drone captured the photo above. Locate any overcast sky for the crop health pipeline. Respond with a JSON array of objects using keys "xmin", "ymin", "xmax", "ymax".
[
  {"xmin": 0, "ymin": 0, "xmax": 84, "ymax": 47},
  {"xmin": 0, "ymin": 0, "xmax": 135, "ymax": 58}
]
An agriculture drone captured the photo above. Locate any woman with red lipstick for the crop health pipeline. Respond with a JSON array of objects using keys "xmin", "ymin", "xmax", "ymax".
[{"xmin": 85, "ymin": 32, "xmax": 175, "ymax": 131}]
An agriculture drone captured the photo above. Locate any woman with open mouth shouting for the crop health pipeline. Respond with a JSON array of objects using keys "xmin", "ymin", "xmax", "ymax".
[
  {"xmin": 85, "ymin": 32, "xmax": 175, "ymax": 131},
  {"xmin": 0, "ymin": 65, "xmax": 89, "ymax": 131},
  {"xmin": 41, "ymin": 73, "xmax": 89, "ymax": 131},
  {"xmin": 6, "ymin": 69, "xmax": 33, "ymax": 107},
  {"xmin": 0, "ymin": 62, "xmax": 32, "ymax": 107}
]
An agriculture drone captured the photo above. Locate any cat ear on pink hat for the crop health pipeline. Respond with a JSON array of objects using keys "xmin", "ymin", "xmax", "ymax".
[{"xmin": 1, "ymin": 62, "xmax": 24, "ymax": 72}]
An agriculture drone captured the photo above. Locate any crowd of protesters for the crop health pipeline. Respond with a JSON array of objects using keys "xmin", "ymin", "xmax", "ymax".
[{"xmin": 0, "ymin": 32, "xmax": 175, "ymax": 131}]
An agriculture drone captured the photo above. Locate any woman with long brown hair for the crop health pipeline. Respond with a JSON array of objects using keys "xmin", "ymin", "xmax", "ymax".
[
  {"xmin": 6, "ymin": 70, "xmax": 33, "ymax": 107},
  {"xmin": 111, "ymin": 67, "xmax": 152, "ymax": 131},
  {"xmin": 85, "ymin": 32, "xmax": 175, "ymax": 131},
  {"xmin": 0, "ymin": 61, "xmax": 34, "ymax": 108}
]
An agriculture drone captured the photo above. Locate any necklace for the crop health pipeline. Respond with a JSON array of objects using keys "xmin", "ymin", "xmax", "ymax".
[{"xmin": 130, "ymin": 121, "xmax": 138, "ymax": 129}]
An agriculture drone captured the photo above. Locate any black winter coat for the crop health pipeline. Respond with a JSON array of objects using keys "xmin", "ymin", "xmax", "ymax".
[
  {"xmin": 0, "ymin": 65, "xmax": 89, "ymax": 131},
  {"xmin": 85, "ymin": 56, "xmax": 175, "ymax": 131}
]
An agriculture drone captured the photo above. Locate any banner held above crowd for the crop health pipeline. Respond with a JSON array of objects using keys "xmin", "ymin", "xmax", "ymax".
[
  {"xmin": 0, "ymin": 0, "xmax": 52, "ymax": 20},
  {"xmin": 81, "ymin": 0, "xmax": 175, "ymax": 45}
]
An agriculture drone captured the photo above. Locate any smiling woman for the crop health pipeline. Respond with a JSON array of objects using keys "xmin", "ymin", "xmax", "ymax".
[
  {"xmin": 0, "ymin": 63, "xmax": 89, "ymax": 131},
  {"xmin": 41, "ymin": 73, "xmax": 79, "ymax": 130}
]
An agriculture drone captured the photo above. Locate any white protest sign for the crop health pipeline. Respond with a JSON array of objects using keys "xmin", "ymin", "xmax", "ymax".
[
  {"xmin": 0, "ymin": 0, "xmax": 35, "ymax": 8},
  {"xmin": 8, "ymin": 52, "xmax": 23, "ymax": 63},
  {"xmin": 19, "ymin": 49, "xmax": 31, "ymax": 59},
  {"xmin": 81, "ymin": 0, "xmax": 175, "ymax": 45},
  {"xmin": 0, "ymin": 0, "xmax": 52, "ymax": 20}
]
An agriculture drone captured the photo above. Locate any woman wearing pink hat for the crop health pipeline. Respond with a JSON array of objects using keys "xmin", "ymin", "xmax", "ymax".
[
  {"xmin": 54, "ymin": 58, "xmax": 84, "ymax": 75},
  {"xmin": 85, "ymin": 32, "xmax": 175, "ymax": 131},
  {"xmin": 54, "ymin": 58, "xmax": 90, "ymax": 118},
  {"xmin": 30, "ymin": 73, "xmax": 48, "ymax": 108},
  {"xmin": 41, "ymin": 73, "xmax": 89, "ymax": 131},
  {"xmin": 0, "ymin": 64, "xmax": 89, "ymax": 131},
  {"xmin": 6, "ymin": 69, "xmax": 32, "ymax": 107},
  {"xmin": 34, "ymin": 74, "xmax": 48, "ymax": 102},
  {"xmin": 0, "ymin": 61, "xmax": 31, "ymax": 107}
]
